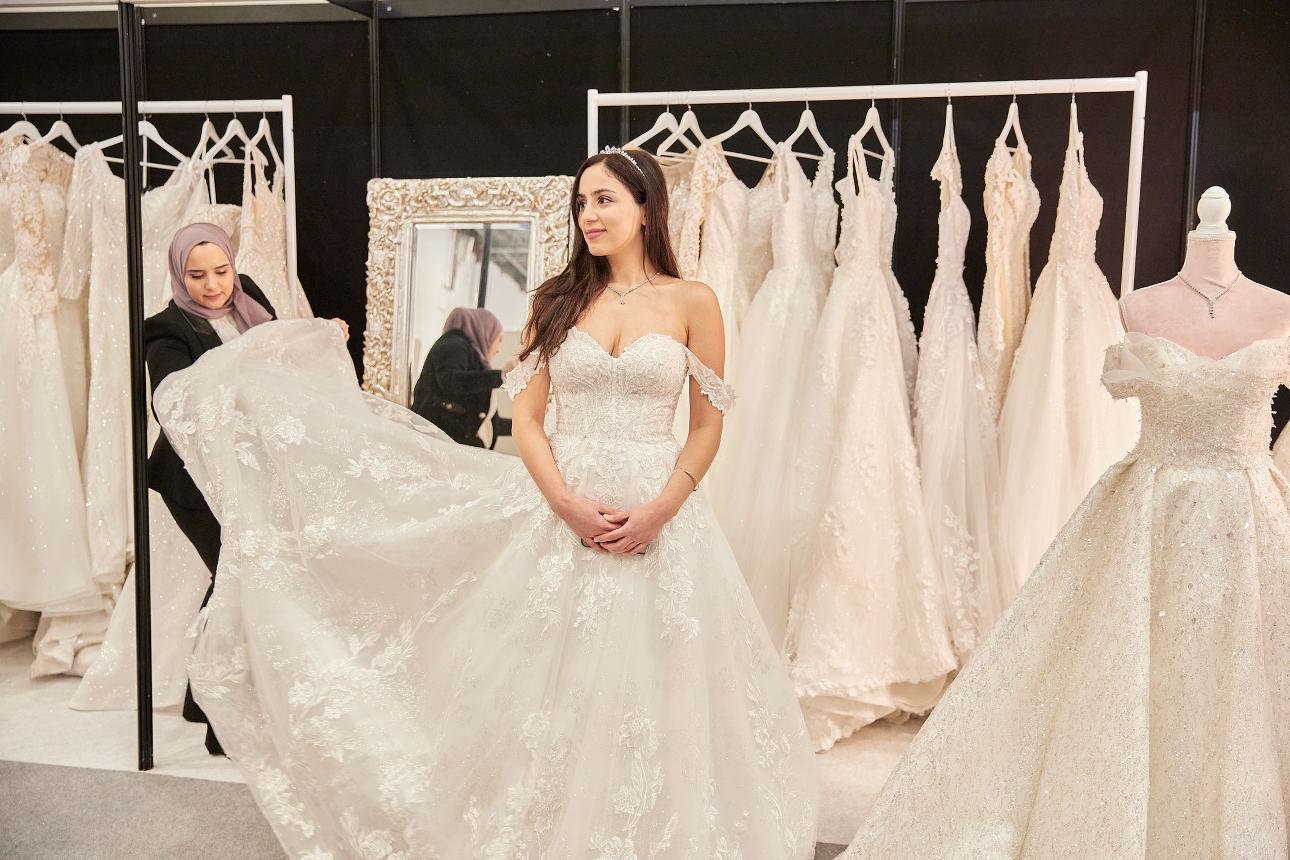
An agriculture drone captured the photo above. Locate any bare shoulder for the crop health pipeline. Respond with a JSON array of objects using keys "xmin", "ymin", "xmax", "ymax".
[{"xmin": 660, "ymin": 277, "xmax": 720, "ymax": 315}]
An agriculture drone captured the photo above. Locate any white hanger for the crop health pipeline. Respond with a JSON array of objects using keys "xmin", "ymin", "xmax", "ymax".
[
  {"xmin": 711, "ymin": 97, "xmax": 777, "ymax": 164},
  {"xmin": 783, "ymin": 100, "xmax": 827, "ymax": 162},
  {"xmin": 209, "ymin": 116, "xmax": 254, "ymax": 165},
  {"xmin": 996, "ymin": 87, "xmax": 1027, "ymax": 151},
  {"xmin": 35, "ymin": 115, "xmax": 81, "ymax": 151},
  {"xmin": 628, "ymin": 103, "xmax": 697, "ymax": 153},
  {"xmin": 245, "ymin": 113, "xmax": 285, "ymax": 175},
  {"xmin": 90, "ymin": 120, "xmax": 187, "ymax": 171},
  {"xmin": 846, "ymin": 102, "xmax": 894, "ymax": 189},
  {"xmin": 4, "ymin": 106, "xmax": 42, "ymax": 142},
  {"xmin": 655, "ymin": 104, "xmax": 705, "ymax": 156}
]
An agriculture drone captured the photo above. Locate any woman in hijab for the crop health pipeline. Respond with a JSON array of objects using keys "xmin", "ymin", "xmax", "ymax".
[
  {"xmin": 143, "ymin": 222, "xmax": 348, "ymax": 755},
  {"xmin": 411, "ymin": 307, "xmax": 516, "ymax": 447}
]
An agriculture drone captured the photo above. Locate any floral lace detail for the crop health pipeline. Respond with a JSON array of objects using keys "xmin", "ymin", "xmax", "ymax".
[
  {"xmin": 677, "ymin": 140, "xmax": 740, "ymax": 280},
  {"xmin": 152, "ymin": 320, "xmax": 816, "ymax": 860},
  {"xmin": 502, "ymin": 350, "xmax": 546, "ymax": 398}
]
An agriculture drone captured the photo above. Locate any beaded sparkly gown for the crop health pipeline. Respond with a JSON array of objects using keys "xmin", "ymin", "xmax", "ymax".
[
  {"xmin": 845, "ymin": 332, "xmax": 1290, "ymax": 859},
  {"xmin": 155, "ymin": 319, "xmax": 818, "ymax": 860}
]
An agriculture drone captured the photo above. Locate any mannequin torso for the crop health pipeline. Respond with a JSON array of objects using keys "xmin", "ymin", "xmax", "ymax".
[{"xmin": 1120, "ymin": 188, "xmax": 1290, "ymax": 358}]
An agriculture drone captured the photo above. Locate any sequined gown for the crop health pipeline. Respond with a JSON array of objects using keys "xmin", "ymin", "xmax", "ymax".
[
  {"xmin": 845, "ymin": 333, "xmax": 1290, "ymax": 860},
  {"xmin": 155, "ymin": 319, "xmax": 818, "ymax": 860},
  {"xmin": 997, "ymin": 104, "xmax": 1140, "ymax": 590},
  {"xmin": 786, "ymin": 137, "xmax": 955, "ymax": 750}
]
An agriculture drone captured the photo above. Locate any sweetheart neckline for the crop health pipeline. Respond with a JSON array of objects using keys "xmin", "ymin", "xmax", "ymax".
[
  {"xmin": 1124, "ymin": 332, "xmax": 1290, "ymax": 363},
  {"xmin": 569, "ymin": 326, "xmax": 684, "ymax": 360}
]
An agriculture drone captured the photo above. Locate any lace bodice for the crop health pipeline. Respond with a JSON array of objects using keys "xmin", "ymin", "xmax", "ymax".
[
  {"xmin": 834, "ymin": 170, "xmax": 888, "ymax": 271},
  {"xmin": 1049, "ymin": 103, "xmax": 1101, "ymax": 263},
  {"xmin": 1103, "ymin": 333, "xmax": 1290, "ymax": 464},
  {"xmin": 770, "ymin": 144, "xmax": 828, "ymax": 272},
  {"xmin": 504, "ymin": 327, "xmax": 733, "ymax": 446}
]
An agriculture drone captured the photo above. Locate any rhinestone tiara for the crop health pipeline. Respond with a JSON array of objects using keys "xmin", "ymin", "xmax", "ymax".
[{"xmin": 600, "ymin": 146, "xmax": 646, "ymax": 179}]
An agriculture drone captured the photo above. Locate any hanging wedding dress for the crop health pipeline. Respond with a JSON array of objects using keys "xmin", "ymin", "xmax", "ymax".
[
  {"xmin": 977, "ymin": 103, "xmax": 1041, "ymax": 421},
  {"xmin": 1274, "ymin": 426, "xmax": 1290, "ymax": 475},
  {"xmin": 732, "ymin": 164, "xmax": 777, "ymax": 332},
  {"xmin": 47, "ymin": 143, "xmax": 211, "ymax": 678},
  {"xmin": 235, "ymin": 148, "xmax": 311, "ymax": 319},
  {"xmin": 156, "ymin": 318, "xmax": 817, "ymax": 860},
  {"xmin": 913, "ymin": 105, "xmax": 1012, "ymax": 656},
  {"xmin": 710, "ymin": 144, "xmax": 834, "ymax": 648},
  {"xmin": 996, "ymin": 103, "xmax": 1140, "ymax": 589},
  {"xmin": 876, "ymin": 170, "xmax": 918, "ymax": 408},
  {"xmin": 785, "ymin": 134, "xmax": 955, "ymax": 750},
  {"xmin": 0, "ymin": 135, "xmax": 100, "ymax": 632},
  {"xmin": 845, "ymin": 333, "xmax": 1290, "ymax": 860}
]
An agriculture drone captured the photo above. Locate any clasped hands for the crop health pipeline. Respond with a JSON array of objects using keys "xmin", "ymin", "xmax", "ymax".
[{"xmin": 557, "ymin": 494, "xmax": 677, "ymax": 556}]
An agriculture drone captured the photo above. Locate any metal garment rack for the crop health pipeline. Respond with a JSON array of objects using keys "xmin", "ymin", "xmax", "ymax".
[
  {"xmin": 0, "ymin": 93, "xmax": 298, "ymax": 770},
  {"xmin": 588, "ymin": 72, "xmax": 1149, "ymax": 295}
]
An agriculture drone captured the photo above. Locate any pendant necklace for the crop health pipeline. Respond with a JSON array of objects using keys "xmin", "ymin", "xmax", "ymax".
[
  {"xmin": 1177, "ymin": 270, "xmax": 1241, "ymax": 318},
  {"xmin": 606, "ymin": 271, "xmax": 658, "ymax": 305}
]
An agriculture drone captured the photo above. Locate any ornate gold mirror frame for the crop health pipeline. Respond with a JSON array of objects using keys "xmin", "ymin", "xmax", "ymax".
[{"xmin": 361, "ymin": 175, "xmax": 573, "ymax": 403}]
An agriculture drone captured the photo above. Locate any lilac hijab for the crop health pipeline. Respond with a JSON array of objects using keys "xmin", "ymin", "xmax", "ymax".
[
  {"xmin": 169, "ymin": 222, "xmax": 273, "ymax": 333},
  {"xmin": 443, "ymin": 307, "xmax": 503, "ymax": 366}
]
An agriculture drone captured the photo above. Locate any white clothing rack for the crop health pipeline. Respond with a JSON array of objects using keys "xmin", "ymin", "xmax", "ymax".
[
  {"xmin": 0, "ymin": 96, "xmax": 300, "ymax": 311},
  {"xmin": 588, "ymin": 73, "xmax": 1149, "ymax": 295}
]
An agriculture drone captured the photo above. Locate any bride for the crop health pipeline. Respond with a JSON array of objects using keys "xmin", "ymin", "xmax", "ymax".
[{"xmin": 155, "ymin": 147, "xmax": 818, "ymax": 860}]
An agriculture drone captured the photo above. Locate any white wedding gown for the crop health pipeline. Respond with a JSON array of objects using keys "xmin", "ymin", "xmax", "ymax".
[
  {"xmin": 913, "ymin": 105, "xmax": 1013, "ymax": 655},
  {"xmin": 996, "ymin": 104, "xmax": 1140, "ymax": 589},
  {"xmin": 156, "ymin": 319, "xmax": 818, "ymax": 860},
  {"xmin": 0, "ymin": 135, "xmax": 100, "ymax": 627},
  {"xmin": 710, "ymin": 144, "xmax": 835, "ymax": 648},
  {"xmin": 846, "ymin": 333, "xmax": 1290, "ymax": 859},
  {"xmin": 977, "ymin": 105, "xmax": 1041, "ymax": 422},
  {"xmin": 786, "ymin": 139, "xmax": 955, "ymax": 750}
]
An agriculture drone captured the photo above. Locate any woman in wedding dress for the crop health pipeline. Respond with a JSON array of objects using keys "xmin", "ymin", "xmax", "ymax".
[
  {"xmin": 157, "ymin": 147, "xmax": 817, "ymax": 859},
  {"xmin": 844, "ymin": 305, "xmax": 1290, "ymax": 857},
  {"xmin": 786, "ymin": 130, "xmax": 955, "ymax": 750}
]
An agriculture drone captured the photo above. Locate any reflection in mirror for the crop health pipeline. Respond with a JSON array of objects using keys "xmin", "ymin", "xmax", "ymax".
[{"xmin": 408, "ymin": 221, "xmax": 533, "ymax": 388}]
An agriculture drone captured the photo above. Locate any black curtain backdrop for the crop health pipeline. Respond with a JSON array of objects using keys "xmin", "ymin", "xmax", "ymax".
[{"xmin": 2, "ymin": 1, "xmax": 1289, "ymax": 439}]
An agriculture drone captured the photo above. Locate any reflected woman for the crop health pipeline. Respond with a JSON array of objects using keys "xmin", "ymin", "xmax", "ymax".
[{"xmin": 411, "ymin": 307, "xmax": 516, "ymax": 446}]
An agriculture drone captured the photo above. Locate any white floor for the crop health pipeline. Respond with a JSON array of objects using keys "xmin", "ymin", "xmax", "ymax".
[{"xmin": 0, "ymin": 634, "xmax": 915, "ymax": 845}]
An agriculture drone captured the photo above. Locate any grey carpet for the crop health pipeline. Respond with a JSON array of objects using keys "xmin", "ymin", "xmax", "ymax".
[
  {"xmin": 0, "ymin": 760, "xmax": 286, "ymax": 860},
  {"xmin": 0, "ymin": 759, "xmax": 848, "ymax": 859}
]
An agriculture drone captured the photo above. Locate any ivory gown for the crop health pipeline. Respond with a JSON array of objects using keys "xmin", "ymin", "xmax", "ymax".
[{"xmin": 846, "ymin": 333, "xmax": 1290, "ymax": 860}]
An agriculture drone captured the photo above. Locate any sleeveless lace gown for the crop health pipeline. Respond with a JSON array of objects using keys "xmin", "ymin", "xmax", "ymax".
[
  {"xmin": 236, "ymin": 149, "xmax": 312, "ymax": 319},
  {"xmin": 710, "ymin": 145, "xmax": 834, "ymax": 649},
  {"xmin": 786, "ymin": 142, "xmax": 956, "ymax": 750},
  {"xmin": 845, "ymin": 333, "xmax": 1290, "ymax": 859},
  {"xmin": 913, "ymin": 105, "xmax": 1013, "ymax": 657},
  {"xmin": 0, "ymin": 136, "xmax": 99, "ymax": 627},
  {"xmin": 155, "ymin": 319, "xmax": 818, "ymax": 860},
  {"xmin": 977, "ymin": 110, "xmax": 1041, "ymax": 422},
  {"xmin": 997, "ymin": 104, "xmax": 1140, "ymax": 589}
]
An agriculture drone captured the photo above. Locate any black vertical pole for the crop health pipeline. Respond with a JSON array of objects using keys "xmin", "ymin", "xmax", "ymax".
[
  {"xmin": 1181, "ymin": 0, "xmax": 1207, "ymax": 249},
  {"xmin": 889, "ymin": 0, "xmax": 906, "ymax": 256},
  {"xmin": 370, "ymin": 0, "xmax": 382, "ymax": 178},
  {"xmin": 118, "ymin": 0, "xmax": 153, "ymax": 772},
  {"xmin": 619, "ymin": 0, "xmax": 630, "ymax": 144}
]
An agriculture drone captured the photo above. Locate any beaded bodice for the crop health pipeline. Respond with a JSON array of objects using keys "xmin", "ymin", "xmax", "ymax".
[
  {"xmin": 1103, "ymin": 334, "xmax": 1290, "ymax": 465},
  {"xmin": 504, "ymin": 327, "xmax": 733, "ymax": 447},
  {"xmin": 1048, "ymin": 103, "xmax": 1101, "ymax": 263}
]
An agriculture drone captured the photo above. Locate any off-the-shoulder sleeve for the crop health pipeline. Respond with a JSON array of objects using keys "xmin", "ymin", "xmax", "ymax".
[
  {"xmin": 683, "ymin": 346, "xmax": 735, "ymax": 414},
  {"xmin": 502, "ymin": 351, "xmax": 545, "ymax": 399},
  {"xmin": 1100, "ymin": 340, "xmax": 1147, "ymax": 401}
]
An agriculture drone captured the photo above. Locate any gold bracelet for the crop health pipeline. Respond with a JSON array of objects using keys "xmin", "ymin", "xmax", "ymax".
[{"xmin": 674, "ymin": 467, "xmax": 699, "ymax": 492}]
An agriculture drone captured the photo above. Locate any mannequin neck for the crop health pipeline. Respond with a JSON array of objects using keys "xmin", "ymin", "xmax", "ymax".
[{"xmin": 1178, "ymin": 235, "xmax": 1240, "ymax": 287}]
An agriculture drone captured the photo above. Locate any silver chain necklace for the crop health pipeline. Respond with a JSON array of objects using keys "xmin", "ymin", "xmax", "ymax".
[
  {"xmin": 1177, "ymin": 269, "xmax": 1241, "ymax": 318},
  {"xmin": 606, "ymin": 271, "xmax": 658, "ymax": 305}
]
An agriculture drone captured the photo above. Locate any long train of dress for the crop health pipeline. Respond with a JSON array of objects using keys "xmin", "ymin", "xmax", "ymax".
[{"xmin": 156, "ymin": 319, "xmax": 818, "ymax": 860}]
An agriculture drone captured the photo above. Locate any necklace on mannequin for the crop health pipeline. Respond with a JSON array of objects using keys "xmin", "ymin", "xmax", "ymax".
[
  {"xmin": 606, "ymin": 270, "xmax": 658, "ymax": 305},
  {"xmin": 1177, "ymin": 269, "xmax": 1241, "ymax": 318}
]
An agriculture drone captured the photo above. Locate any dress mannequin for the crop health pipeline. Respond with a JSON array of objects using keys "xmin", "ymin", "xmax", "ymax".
[{"xmin": 1120, "ymin": 187, "xmax": 1290, "ymax": 357}]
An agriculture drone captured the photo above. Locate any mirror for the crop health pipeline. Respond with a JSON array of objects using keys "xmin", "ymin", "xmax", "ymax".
[
  {"xmin": 407, "ymin": 221, "xmax": 533, "ymax": 386},
  {"xmin": 362, "ymin": 176, "xmax": 574, "ymax": 425}
]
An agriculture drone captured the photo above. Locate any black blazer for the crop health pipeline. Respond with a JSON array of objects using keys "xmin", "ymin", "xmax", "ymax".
[
  {"xmin": 410, "ymin": 328, "xmax": 504, "ymax": 446},
  {"xmin": 144, "ymin": 277, "xmax": 276, "ymax": 510}
]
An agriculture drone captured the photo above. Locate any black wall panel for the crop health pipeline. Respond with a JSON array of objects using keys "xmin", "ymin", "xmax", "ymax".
[
  {"xmin": 142, "ymin": 22, "xmax": 372, "ymax": 370},
  {"xmin": 0, "ymin": 28, "xmax": 123, "ymax": 149},
  {"xmin": 380, "ymin": 11, "xmax": 619, "ymax": 178},
  {"xmin": 899, "ymin": 0, "xmax": 1193, "ymax": 331}
]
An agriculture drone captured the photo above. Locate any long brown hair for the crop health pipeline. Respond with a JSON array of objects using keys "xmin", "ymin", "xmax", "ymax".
[{"xmin": 520, "ymin": 149, "xmax": 679, "ymax": 361}]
